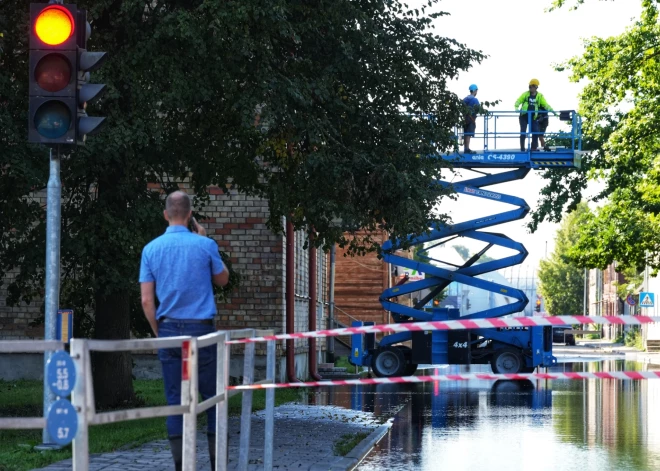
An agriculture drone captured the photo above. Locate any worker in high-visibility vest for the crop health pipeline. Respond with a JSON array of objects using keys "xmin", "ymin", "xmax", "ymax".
[{"xmin": 515, "ymin": 79, "xmax": 553, "ymax": 152}]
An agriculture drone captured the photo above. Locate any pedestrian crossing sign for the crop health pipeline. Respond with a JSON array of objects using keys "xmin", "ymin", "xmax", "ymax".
[{"xmin": 640, "ymin": 292, "xmax": 655, "ymax": 308}]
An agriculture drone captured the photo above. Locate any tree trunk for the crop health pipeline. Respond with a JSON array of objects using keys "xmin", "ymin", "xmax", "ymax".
[{"xmin": 92, "ymin": 289, "xmax": 136, "ymax": 408}]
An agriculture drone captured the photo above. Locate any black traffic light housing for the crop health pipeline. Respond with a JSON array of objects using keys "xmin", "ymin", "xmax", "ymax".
[
  {"xmin": 28, "ymin": 3, "xmax": 106, "ymax": 146},
  {"xmin": 535, "ymin": 299, "xmax": 542, "ymax": 312}
]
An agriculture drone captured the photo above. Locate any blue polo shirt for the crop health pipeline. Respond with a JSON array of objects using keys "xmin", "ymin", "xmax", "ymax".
[{"xmin": 139, "ymin": 225, "xmax": 226, "ymax": 320}]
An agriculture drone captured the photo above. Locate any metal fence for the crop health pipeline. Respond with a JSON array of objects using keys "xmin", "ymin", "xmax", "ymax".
[
  {"xmin": 0, "ymin": 329, "xmax": 276, "ymax": 471},
  {"xmin": 0, "ymin": 340, "xmax": 65, "ymax": 431}
]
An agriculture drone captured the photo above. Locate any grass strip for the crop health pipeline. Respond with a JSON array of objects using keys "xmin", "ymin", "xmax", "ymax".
[
  {"xmin": 0, "ymin": 379, "xmax": 302, "ymax": 471},
  {"xmin": 333, "ymin": 431, "xmax": 369, "ymax": 456}
]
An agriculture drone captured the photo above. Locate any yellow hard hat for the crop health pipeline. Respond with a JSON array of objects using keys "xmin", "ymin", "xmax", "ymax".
[{"xmin": 529, "ymin": 78, "xmax": 540, "ymax": 86}]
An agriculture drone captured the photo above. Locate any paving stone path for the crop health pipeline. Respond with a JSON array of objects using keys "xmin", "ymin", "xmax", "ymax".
[{"xmin": 35, "ymin": 404, "xmax": 384, "ymax": 471}]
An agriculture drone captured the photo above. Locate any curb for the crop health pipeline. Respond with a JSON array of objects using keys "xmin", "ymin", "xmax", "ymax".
[{"xmin": 309, "ymin": 419, "xmax": 393, "ymax": 471}]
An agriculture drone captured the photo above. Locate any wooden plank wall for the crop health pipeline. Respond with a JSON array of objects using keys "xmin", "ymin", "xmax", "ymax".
[{"xmin": 333, "ymin": 231, "xmax": 391, "ymax": 327}]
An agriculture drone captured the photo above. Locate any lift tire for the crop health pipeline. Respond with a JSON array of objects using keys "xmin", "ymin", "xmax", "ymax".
[
  {"xmin": 490, "ymin": 347, "xmax": 524, "ymax": 374},
  {"xmin": 394, "ymin": 346, "xmax": 418, "ymax": 376},
  {"xmin": 371, "ymin": 347, "xmax": 407, "ymax": 378},
  {"xmin": 404, "ymin": 364, "xmax": 419, "ymax": 376}
]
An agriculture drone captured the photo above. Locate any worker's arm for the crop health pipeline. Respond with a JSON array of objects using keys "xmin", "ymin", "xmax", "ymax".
[
  {"xmin": 539, "ymin": 94, "xmax": 553, "ymax": 112},
  {"xmin": 140, "ymin": 282, "xmax": 158, "ymax": 336},
  {"xmin": 514, "ymin": 92, "xmax": 527, "ymax": 110}
]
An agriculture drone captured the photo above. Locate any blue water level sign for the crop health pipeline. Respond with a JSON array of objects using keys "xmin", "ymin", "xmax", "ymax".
[
  {"xmin": 46, "ymin": 399, "xmax": 78, "ymax": 446},
  {"xmin": 640, "ymin": 292, "xmax": 655, "ymax": 308},
  {"xmin": 46, "ymin": 350, "xmax": 76, "ymax": 397}
]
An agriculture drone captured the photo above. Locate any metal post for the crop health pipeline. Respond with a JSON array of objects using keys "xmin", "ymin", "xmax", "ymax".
[
  {"xmin": 327, "ymin": 244, "xmax": 336, "ymax": 363},
  {"xmin": 182, "ymin": 338, "xmax": 198, "ymax": 471},
  {"xmin": 238, "ymin": 332, "xmax": 256, "ymax": 471},
  {"xmin": 583, "ymin": 268, "xmax": 588, "ymax": 316},
  {"xmin": 264, "ymin": 339, "xmax": 276, "ymax": 470},
  {"xmin": 42, "ymin": 146, "xmax": 61, "ymax": 446},
  {"xmin": 216, "ymin": 332, "xmax": 229, "ymax": 471},
  {"xmin": 71, "ymin": 339, "xmax": 89, "ymax": 471}
]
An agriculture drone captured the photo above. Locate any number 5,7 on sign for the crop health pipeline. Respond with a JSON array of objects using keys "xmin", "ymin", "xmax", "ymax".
[{"xmin": 46, "ymin": 399, "xmax": 78, "ymax": 446}]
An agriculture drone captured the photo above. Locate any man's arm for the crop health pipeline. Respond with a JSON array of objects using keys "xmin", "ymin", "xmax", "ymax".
[
  {"xmin": 212, "ymin": 268, "xmax": 229, "ymax": 287},
  {"xmin": 140, "ymin": 282, "xmax": 158, "ymax": 336}
]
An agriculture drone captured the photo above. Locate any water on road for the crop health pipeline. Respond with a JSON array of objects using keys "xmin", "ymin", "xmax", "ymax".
[{"xmin": 314, "ymin": 359, "xmax": 660, "ymax": 471}]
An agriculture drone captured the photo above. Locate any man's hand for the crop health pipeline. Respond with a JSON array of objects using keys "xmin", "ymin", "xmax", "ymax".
[{"xmin": 192, "ymin": 218, "xmax": 207, "ymax": 236}]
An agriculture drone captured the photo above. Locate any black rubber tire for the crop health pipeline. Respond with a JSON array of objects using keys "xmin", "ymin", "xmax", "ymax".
[
  {"xmin": 371, "ymin": 347, "xmax": 407, "ymax": 378},
  {"xmin": 394, "ymin": 346, "xmax": 418, "ymax": 376},
  {"xmin": 520, "ymin": 366, "xmax": 536, "ymax": 373},
  {"xmin": 404, "ymin": 363, "xmax": 419, "ymax": 376},
  {"xmin": 490, "ymin": 347, "xmax": 524, "ymax": 374}
]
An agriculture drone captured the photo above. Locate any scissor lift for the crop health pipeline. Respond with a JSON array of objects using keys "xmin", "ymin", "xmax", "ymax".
[{"xmin": 351, "ymin": 110, "xmax": 583, "ymax": 377}]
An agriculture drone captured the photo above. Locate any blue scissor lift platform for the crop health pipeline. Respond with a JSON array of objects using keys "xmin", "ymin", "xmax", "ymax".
[{"xmin": 351, "ymin": 110, "xmax": 583, "ymax": 377}]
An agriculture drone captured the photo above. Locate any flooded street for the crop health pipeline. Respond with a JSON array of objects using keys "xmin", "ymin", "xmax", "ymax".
[{"xmin": 314, "ymin": 359, "xmax": 660, "ymax": 471}]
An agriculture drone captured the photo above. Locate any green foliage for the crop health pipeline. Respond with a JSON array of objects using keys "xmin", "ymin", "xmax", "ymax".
[
  {"xmin": 613, "ymin": 265, "xmax": 644, "ymax": 299},
  {"xmin": 531, "ymin": 1, "xmax": 660, "ymax": 273},
  {"xmin": 333, "ymin": 432, "xmax": 369, "ymax": 456},
  {"xmin": 0, "ymin": 0, "xmax": 484, "ymax": 312},
  {"xmin": 0, "ymin": 0, "xmax": 484, "ymax": 402},
  {"xmin": 538, "ymin": 203, "xmax": 590, "ymax": 315},
  {"xmin": 625, "ymin": 327, "xmax": 645, "ymax": 351}
]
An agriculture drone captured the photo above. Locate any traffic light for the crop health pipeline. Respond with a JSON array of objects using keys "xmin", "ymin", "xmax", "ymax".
[
  {"xmin": 75, "ymin": 8, "xmax": 106, "ymax": 144},
  {"xmin": 433, "ymin": 299, "xmax": 440, "ymax": 307},
  {"xmin": 535, "ymin": 299, "xmax": 541, "ymax": 312},
  {"xmin": 28, "ymin": 3, "xmax": 106, "ymax": 145}
]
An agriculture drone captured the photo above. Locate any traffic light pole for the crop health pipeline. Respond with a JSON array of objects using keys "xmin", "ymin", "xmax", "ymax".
[{"xmin": 41, "ymin": 146, "xmax": 62, "ymax": 447}]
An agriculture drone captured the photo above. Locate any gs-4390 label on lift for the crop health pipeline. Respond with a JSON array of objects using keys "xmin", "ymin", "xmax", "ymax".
[{"xmin": 487, "ymin": 154, "xmax": 516, "ymax": 160}]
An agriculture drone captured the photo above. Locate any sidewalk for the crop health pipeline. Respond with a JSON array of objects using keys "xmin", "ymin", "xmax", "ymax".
[
  {"xmin": 554, "ymin": 339, "xmax": 660, "ymax": 366},
  {"xmin": 34, "ymin": 404, "xmax": 391, "ymax": 471}
]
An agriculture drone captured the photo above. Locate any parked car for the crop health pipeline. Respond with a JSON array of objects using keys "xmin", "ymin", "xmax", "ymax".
[{"xmin": 552, "ymin": 326, "xmax": 576, "ymax": 346}]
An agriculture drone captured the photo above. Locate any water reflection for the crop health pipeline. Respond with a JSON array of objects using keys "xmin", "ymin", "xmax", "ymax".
[{"xmin": 350, "ymin": 360, "xmax": 660, "ymax": 471}]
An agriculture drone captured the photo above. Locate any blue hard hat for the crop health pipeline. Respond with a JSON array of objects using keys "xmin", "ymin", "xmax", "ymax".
[{"xmin": 469, "ymin": 84, "xmax": 478, "ymax": 91}]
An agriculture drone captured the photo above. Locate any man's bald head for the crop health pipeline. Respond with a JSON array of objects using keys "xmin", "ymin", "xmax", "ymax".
[{"xmin": 165, "ymin": 191, "xmax": 192, "ymax": 222}]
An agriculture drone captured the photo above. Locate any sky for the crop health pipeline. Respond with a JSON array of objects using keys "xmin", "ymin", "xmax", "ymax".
[{"xmin": 413, "ymin": 0, "xmax": 640, "ymax": 276}]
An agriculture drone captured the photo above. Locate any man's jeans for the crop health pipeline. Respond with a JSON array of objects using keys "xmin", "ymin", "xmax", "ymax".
[{"xmin": 158, "ymin": 321, "xmax": 217, "ymax": 438}]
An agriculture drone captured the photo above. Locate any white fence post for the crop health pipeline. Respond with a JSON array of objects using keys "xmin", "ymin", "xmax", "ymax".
[
  {"xmin": 238, "ymin": 330, "xmax": 256, "ymax": 471},
  {"xmin": 216, "ymin": 331, "xmax": 229, "ymax": 471},
  {"xmin": 71, "ymin": 339, "xmax": 89, "ymax": 471},
  {"xmin": 264, "ymin": 339, "xmax": 276, "ymax": 471},
  {"xmin": 181, "ymin": 337, "xmax": 198, "ymax": 470}
]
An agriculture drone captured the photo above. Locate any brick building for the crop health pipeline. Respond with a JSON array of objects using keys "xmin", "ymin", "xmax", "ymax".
[{"xmin": 0, "ymin": 184, "xmax": 327, "ymax": 381}]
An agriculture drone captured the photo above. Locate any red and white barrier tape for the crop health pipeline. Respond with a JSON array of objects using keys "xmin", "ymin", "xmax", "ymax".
[
  {"xmin": 228, "ymin": 370, "xmax": 660, "ymax": 390},
  {"xmin": 227, "ymin": 315, "xmax": 660, "ymax": 344}
]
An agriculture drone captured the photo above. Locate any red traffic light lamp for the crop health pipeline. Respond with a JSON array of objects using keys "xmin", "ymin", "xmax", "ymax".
[{"xmin": 34, "ymin": 5, "xmax": 74, "ymax": 46}]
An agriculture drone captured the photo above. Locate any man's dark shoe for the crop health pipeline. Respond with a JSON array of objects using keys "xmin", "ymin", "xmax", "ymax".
[
  {"xmin": 169, "ymin": 437, "xmax": 183, "ymax": 471},
  {"xmin": 543, "ymin": 145, "xmax": 552, "ymax": 151},
  {"xmin": 520, "ymin": 147, "xmax": 526, "ymax": 152},
  {"xmin": 531, "ymin": 147, "xmax": 539, "ymax": 151},
  {"xmin": 463, "ymin": 149, "xmax": 476, "ymax": 154}
]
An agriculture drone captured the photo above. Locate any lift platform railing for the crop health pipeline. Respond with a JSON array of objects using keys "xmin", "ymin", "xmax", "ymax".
[
  {"xmin": 0, "ymin": 340, "xmax": 65, "ymax": 430},
  {"xmin": 455, "ymin": 109, "xmax": 582, "ymax": 152}
]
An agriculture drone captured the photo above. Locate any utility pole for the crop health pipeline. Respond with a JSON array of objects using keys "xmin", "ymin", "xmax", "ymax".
[{"xmin": 41, "ymin": 146, "xmax": 61, "ymax": 447}]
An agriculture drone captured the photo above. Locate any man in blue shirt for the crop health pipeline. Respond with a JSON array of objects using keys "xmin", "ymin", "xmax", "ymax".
[
  {"xmin": 462, "ymin": 84, "xmax": 479, "ymax": 154},
  {"xmin": 140, "ymin": 190, "xmax": 229, "ymax": 471}
]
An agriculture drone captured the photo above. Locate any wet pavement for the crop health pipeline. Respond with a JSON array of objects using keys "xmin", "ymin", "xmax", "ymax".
[{"xmin": 34, "ymin": 404, "xmax": 388, "ymax": 471}]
